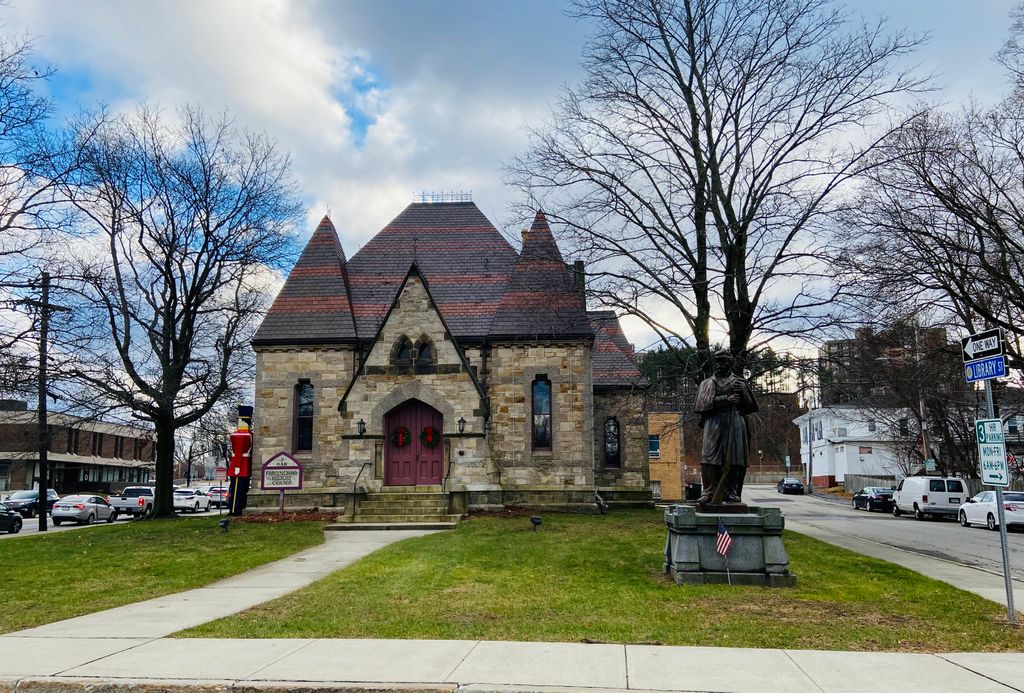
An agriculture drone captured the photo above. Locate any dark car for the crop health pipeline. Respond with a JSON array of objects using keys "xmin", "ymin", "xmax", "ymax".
[
  {"xmin": 2, "ymin": 489, "xmax": 60, "ymax": 517},
  {"xmin": 777, "ymin": 477, "xmax": 804, "ymax": 494},
  {"xmin": 0, "ymin": 502, "xmax": 22, "ymax": 533},
  {"xmin": 852, "ymin": 486, "xmax": 895, "ymax": 512}
]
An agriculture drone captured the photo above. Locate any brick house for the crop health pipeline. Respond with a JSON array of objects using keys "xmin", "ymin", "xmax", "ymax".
[
  {"xmin": 250, "ymin": 201, "xmax": 650, "ymax": 514},
  {"xmin": 0, "ymin": 400, "xmax": 155, "ymax": 494}
]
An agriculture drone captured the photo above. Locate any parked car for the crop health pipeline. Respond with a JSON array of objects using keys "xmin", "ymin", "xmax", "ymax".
[
  {"xmin": 852, "ymin": 487, "xmax": 895, "ymax": 512},
  {"xmin": 0, "ymin": 502, "xmax": 23, "ymax": 533},
  {"xmin": 777, "ymin": 478, "xmax": 804, "ymax": 494},
  {"xmin": 173, "ymin": 488, "xmax": 211, "ymax": 513},
  {"xmin": 892, "ymin": 476, "xmax": 967, "ymax": 520},
  {"xmin": 109, "ymin": 486, "xmax": 155, "ymax": 518},
  {"xmin": 958, "ymin": 490, "xmax": 1024, "ymax": 530},
  {"xmin": 51, "ymin": 494, "xmax": 118, "ymax": 525},
  {"xmin": 206, "ymin": 486, "xmax": 229, "ymax": 508},
  {"xmin": 2, "ymin": 489, "xmax": 60, "ymax": 518}
]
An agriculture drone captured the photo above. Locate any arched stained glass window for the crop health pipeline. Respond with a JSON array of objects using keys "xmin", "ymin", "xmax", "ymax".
[
  {"xmin": 604, "ymin": 417, "xmax": 621, "ymax": 468},
  {"xmin": 532, "ymin": 376, "xmax": 552, "ymax": 450},
  {"xmin": 294, "ymin": 381, "xmax": 314, "ymax": 452}
]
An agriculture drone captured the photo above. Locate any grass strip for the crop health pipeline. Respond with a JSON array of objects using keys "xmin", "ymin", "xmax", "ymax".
[
  {"xmin": 0, "ymin": 517, "xmax": 324, "ymax": 634},
  {"xmin": 181, "ymin": 510, "xmax": 1020, "ymax": 651}
]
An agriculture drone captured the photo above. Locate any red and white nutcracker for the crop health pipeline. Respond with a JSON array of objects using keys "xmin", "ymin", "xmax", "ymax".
[{"xmin": 228, "ymin": 419, "xmax": 252, "ymax": 478}]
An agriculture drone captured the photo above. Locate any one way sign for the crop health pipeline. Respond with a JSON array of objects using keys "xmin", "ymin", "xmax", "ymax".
[{"xmin": 962, "ymin": 328, "xmax": 1004, "ymax": 362}]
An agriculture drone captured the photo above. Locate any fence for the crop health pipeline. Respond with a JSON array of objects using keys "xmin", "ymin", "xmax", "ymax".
[{"xmin": 842, "ymin": 473, "xmax": 1024, "ymax": 495}]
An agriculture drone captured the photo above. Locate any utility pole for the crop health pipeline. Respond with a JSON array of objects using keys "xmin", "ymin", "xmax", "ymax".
[{"xmin": 23, "ymin": 272, "xmax": 69, "ymax": 532}]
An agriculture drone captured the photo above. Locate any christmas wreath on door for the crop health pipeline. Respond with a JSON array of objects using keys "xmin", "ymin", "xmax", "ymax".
[
  {"xmin": 390, "ymin": 426, "xmax": 411, "ymax": 447},
  {"xmin": 420, "ymin": 425, "xmax": 440, "ymax": 448}
]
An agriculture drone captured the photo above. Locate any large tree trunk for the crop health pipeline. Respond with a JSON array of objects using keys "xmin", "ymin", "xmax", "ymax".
[{"xmin": 152, "ymin": 413, "xmax": 176, "ymax": 517}]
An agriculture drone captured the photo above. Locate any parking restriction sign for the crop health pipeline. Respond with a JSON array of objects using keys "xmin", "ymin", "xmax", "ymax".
[{"xmin": 976, "ymin": 419, "xmax": 1009, "ymax": 487}]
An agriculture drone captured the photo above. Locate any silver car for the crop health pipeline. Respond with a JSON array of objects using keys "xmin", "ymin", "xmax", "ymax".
[{"xmin": 51, "ymin": 495, "xmax": 118, "ymax": 525}]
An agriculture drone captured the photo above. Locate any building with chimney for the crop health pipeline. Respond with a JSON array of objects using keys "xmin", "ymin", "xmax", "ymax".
[{"xmin": 250, "ymin": 201, "xmax": 650, "ymax": 517}]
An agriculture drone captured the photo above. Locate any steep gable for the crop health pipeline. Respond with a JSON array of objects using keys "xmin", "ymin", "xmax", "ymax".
[
  {"xmin": 338, "ymin": 264, "xmax": 486, "ymax": 417},
  {"xmin": 489, "ymin": 211, "xmax": 593, "ymax": 341},
  {"xmin": 346, "ymin": 202, "xmax": 518, "ymax": 340},
  {"xmin": 253, "ymin": 216, "xmax": 357, "ymax": 346}
]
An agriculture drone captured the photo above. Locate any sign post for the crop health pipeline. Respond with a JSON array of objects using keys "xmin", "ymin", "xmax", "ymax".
[
  {"xmin": 964, "ymin": 328, "xmax": 1016, "ymax": 624},
  {"xmin": 260, "ymin": 452, "xmax": 303, "ymax": 515}
]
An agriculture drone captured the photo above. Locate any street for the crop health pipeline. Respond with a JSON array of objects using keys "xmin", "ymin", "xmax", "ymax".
[
  {"xmin": 0, "ymin": 507, "xmax": 223, "ymax": 540},
  {"xmin": 748, "ymin": 484, "xmax": 1024, "ymax": 584}
]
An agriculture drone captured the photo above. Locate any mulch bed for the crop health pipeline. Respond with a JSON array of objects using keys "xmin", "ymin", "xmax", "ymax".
[{"xmin": 235, "ymin": 510, "xmax": 340, "ymax": 523}]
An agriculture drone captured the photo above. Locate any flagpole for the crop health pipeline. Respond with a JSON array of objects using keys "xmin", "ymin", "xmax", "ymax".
[{"xmin": 725, "ymin": 555, "xmax": 731, "ymax": 585}]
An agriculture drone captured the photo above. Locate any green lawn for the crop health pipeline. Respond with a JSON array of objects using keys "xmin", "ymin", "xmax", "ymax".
[
  {"xmin": 182, "ymin": 510, "xmax": 1021, "ymax": 651},
  {"xmin": 0, "ymin": 517, "xmax": 324, "ymax": 634}
]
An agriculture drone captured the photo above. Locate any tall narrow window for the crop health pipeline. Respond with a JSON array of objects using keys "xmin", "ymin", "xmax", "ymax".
[
  {"xmin": 294, "ymin": 382, "xmax": 314, "ymax": 452},
  {"xmin": 648, "ymin": 434, "xmax": 661, "ymax": 458},
  {"xmin": 532, "ymin": 376, "xmax": 552, "ymax": 450},
  {"xmin": 66, "ymin": 428, "xmax": 79, "ymax": 454},
  {"xmin": 91, "ymin": 432, "xmax": 104, "ymax": 456},
  {"xmin": 114, "ymin": 436, "xmax": 125, "ymax": 458},
  {"xmin": 604, "ymin": 417, "xmax": 621, "ymax": 468}
]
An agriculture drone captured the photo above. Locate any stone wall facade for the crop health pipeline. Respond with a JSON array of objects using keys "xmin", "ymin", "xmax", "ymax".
[
  {"xmin": 486, "ymin": 343, "xmax": 593, "ymax": 489},
  {"xmin": 592, "ymin": 389, "xmax": 649, "ymax": 491},
  {"xmin": 648, "ymin": 411, "xmax": 685, "ymax": 501},
  {"xmin": 251, "ymin": 275, "xmax": 650, "ymax": 509}
]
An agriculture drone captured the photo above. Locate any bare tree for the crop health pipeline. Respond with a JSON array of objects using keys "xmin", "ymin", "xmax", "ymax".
[
  {"xmin": 50, "ymin": 106, "xmax": 300, "ymax": 516},
  {"xmin": 508, "ymin": 0, "xmax": 925, "ymax": 365},
  {"xmin": 0, "ymin": 29, "xmax": 82, "ymax": 391},
  {"xmin": 838, "ymin": 3, "xmax": 1024, "ymax": 373}
]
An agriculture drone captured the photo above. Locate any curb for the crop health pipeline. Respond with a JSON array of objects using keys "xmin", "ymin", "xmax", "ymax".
[{"xmin": 1, "ymin": 679, "xmax": 458, "ymax": 693}]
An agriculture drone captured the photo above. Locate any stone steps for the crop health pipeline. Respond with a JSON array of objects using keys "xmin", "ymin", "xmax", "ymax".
[
  {"xmin": 325, "ymin": 521, "xmax": 458, "ymax": 531},
  {"xmin": 351, "ymin": 490, "xmax": 459, "ymax": 527}
]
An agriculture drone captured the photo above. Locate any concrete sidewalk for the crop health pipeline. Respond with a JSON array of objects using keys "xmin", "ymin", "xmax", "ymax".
[{"xmin": 1, "ymin": 636, "xmax": 1022, "ymax": 693}]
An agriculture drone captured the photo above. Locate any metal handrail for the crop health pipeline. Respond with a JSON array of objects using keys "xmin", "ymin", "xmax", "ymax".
[{"xmin": 351, "ymin": 462, "xmax": 371, "ymax": 519}]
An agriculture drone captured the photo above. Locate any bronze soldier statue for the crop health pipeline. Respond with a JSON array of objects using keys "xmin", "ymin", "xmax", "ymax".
[{"xmin": 693, "ymin": 350, "xmax": 759, "ymax": 504}]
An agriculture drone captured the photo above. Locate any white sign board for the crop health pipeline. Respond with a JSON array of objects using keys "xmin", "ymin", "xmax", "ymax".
[
  {"xmin": 976, "ymin": 419, "xmax": 1009, "ymax": 487},
  {"xmin": 260, "ymin": 452, "xmax": 303, "ymax": 491}
]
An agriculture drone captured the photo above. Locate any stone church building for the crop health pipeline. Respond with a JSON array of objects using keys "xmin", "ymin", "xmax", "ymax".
[{"xmin": 250, "ymin": 201, "xmax": 650, "ymax": 516}]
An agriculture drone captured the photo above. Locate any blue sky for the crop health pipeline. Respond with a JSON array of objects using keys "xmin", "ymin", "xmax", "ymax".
[{"xmin": 8, "ymin": 0, "xmax": 1022, "ymax": 347}]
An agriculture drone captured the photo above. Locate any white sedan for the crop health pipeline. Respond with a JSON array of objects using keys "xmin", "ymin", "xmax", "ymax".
[
  {"xmin": 173, "ymin": 488, "xmax": 211, "ymax": 513},
  {"xmin": 958, "ymin": 490, "xmax": 1024, "ymax": 530}
]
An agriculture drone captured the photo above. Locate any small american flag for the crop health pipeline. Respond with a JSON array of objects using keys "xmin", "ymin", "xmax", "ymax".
[{"xmin": 716, "ymin": 519, "xmax": 733, "ymax": 557}]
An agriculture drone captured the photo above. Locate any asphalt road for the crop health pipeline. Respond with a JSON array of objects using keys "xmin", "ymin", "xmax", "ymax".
[
  {"xmin": 746, "ymin": 484, "xmax": 1024, "ymax": 582},
  {"xmin": 0, "ymin": 507, "xmax": 225, "ymax": 539}
]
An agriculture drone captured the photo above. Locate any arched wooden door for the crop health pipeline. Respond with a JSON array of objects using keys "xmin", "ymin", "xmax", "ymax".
[{"xmin": 384, "ymin": 399, "xmax": 443, "ymax": 486}]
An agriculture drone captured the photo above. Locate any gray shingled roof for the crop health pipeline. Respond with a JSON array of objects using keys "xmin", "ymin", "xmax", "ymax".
[
  {"xmin": 589, "ymin": 311, "xmax": 644, "ymax": 387},
  {"xmin": 253, "ymin": 216, "xmax": 357, "ymax": 345},
  {"xmin": 489, "ymin": 211, "xmax": 593, "ymax": 341},
  {"xmin": 346, "ymin": 202, "xmax": 519, "ymax": 339}
]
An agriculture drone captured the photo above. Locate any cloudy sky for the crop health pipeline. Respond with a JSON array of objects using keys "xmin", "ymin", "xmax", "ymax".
[{"xmin": 8, "ymin": 0, "xmax": 1022, "ymax": 347}]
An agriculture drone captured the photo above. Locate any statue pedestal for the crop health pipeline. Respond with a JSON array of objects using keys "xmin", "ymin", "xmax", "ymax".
[{"xmin": 664, "ymin": 504, "xmax": 796, "ymax": 587}]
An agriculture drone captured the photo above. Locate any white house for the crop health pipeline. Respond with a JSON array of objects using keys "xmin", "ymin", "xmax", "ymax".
[{"xmin": 793, "ymin": 405, "xmax": 908, "ymax": 488}]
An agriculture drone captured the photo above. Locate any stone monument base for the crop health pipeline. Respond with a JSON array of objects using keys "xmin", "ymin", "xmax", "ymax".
[{"xmin": 664, "ymin": 504, "xmax": 796, "ymax": 587}]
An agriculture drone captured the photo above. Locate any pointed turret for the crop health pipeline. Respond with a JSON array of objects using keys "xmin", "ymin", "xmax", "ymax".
[
  {"xmin": 489, "ymin": 211, "xmax": 593, "ymax": 341},
  {"xmin": 253, "ymin": 216, "xmax": 357, "ymax": 345}
]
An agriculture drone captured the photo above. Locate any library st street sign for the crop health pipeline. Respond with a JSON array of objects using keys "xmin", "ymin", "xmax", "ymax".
[{"xmin": 962, "ymin": 328, "xmax": 1006, "ymax": 383}]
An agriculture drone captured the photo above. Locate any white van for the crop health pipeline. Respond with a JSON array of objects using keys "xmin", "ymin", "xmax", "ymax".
[{"xmin": 893, "ymin": 477, "xmax": 968, "ymax": 520}]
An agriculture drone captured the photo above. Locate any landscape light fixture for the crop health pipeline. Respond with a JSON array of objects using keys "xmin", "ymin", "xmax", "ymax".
[
  {"xmin": 218, "ymin": 517, "xmax": 230, "ymax": 533},
  {"xmin": 530, "ymin": 515, "xmax": 542, "ymax": 531},
  {"xmin": 357, "ymin": 418, "xmax": 366, "ymax": 436},
  {"xmin": 458, "ymin": 416, "xmax": 466, "ymax": 434}
]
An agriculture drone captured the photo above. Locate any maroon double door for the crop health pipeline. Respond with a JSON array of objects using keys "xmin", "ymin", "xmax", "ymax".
[{"xmin": 385, "ymin": 399, "xmax": 443, "ymax": 486}]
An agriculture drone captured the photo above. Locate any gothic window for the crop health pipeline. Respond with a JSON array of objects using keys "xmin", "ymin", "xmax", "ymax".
[
  {"xmin": 392, "ymin": 336, "xmax": 414, "ymax": 366},
  {"xmin": 294, "ymin": 381, "xmax": 314, "ymax": 452},
  {"xmin": 604, "ymin": 417, "xmax": 621, "ymax": 468},
  {"xmin": 532, "ymin": 376, "xmax": 552, "ymax": 450},
  {"xmin": 414, "ymin": 337, "xmax": 434, "ymax": 365}
]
